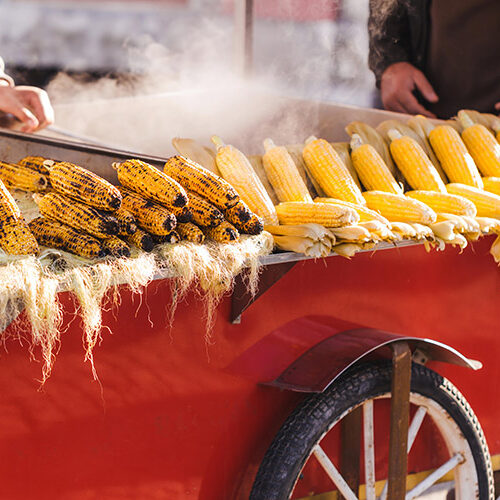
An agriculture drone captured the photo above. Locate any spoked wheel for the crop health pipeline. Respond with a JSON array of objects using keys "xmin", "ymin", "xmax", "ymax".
[{"xmin": 250, "ymin": 362, "xmax": 494, "ymax": 500}]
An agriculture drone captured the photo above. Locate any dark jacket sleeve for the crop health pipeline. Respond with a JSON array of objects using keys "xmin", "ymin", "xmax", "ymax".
[{"xmin": 368, "ymin": 0, "xmax": 412, "ymax": 87}]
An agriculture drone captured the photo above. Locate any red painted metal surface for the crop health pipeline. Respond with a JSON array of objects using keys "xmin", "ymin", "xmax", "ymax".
[{"xmin": 0, "ymin": 237, "xmax": 498, "ymax": 499}]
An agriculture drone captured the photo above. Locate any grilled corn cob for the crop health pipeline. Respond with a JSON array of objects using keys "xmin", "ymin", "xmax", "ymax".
[
  {"xmin": 262, "ymin": 138, "xmax": 313, "ymax": 203},
  {"xmin": 239, "ymin": 213, "xmax": 264, "ymax": 235},
  {"xmin": 388, "ymin": 130, "xmax": 447, "ymax": 192},
  {"xmin": 113, "ymin": 207, "xmax": 137, "ymax": 235},
  {"xmin": 0, "ymin": 161, "xmax": 49, "ymax": 192},
  {"xmin": 29, "ymin": 217, "xmax": 104, "ymax": 259},
  {"xmin": 176, "ymin": 222, "xmax": 205, "ymax": 243},
  {"xmin": 459, "ymin": 111, "xmax": 500, "ymax": 177},
  {"xmin": 17, "ymin": 156, "xmax": 55, "ymax": 175},
  {"xmin": 124, "ymin": 228, "xmax": 154, "ymax": 252},
  {"xmin": 223, "ymin": 199, "xmax": 252, "ymax": 226},
  {"xmin": 350, "ymin": 134, "xmax": 403, "ymax": 194},
  {"xmin": 482, "ymin": 177, "xmax": 500, "ymax": 196},
  {"xmin": 446, "ymin": 183, "xmax": 500, "ymax": 218},
  {"xmin": 202, "ymin": 220, "xmax": 239, "ymax": 242},
  {"xmin": 0, "ymin": 178, "xmax": 21, "ymax": 222},
  {"xmin": 405, "ymin": 190, "xmax": 477, "ymax": 216},
  {"xmin": 428, "ymin": 125, "xmax": 483, "ymax": 188},
  {"xmin": 152, "ymin": 231, "xmax": 181, "ymax": 245},
  {"xmin": 102, "ymin": 236, "xmax": 131, "ymax": 258},
  {"xmin": 119, "ymin": 188, "xmax": 177, "ymax": 236},
  {"xmin": 0, "ymin": 221, "xmax": 39, "ymax": 255},
  {"xmin": 276, "ymin": 201, "xmax": 359, "ymax": 227},
  {"xmin": 163, "ymin": 155, "xmax": 239, "ymax": 209},
  {"xmin": 362, "ymin": 191, "xmax": 437, "ymax": 224},
  {"xmin": 211, "ymin": 136, "xmax": 279, "ymax": 225},
  {"xmin": 37, "ymin": 192, "xmax": 120, "ymax": 238},
  {"xmin": 114, "ymin": 159, "xmax": 187, "ymax": 208},
  {"xmin": 50, "ymin": 161, "xmax": 122, "ymax": 210},
  {"xmin": 302, "ymin": 136, "xmax": 365, "ymax": 205},
  {"xmin": 168, "ymin": 205, "xmax": 193, "ymax": 223},
  {"xmin": 314, "ymin": 197, "xmax": 390, "ymax": 224},
  {"xmin": 187, "ymin": 191, "xmax": 224, "ymax": 228}
]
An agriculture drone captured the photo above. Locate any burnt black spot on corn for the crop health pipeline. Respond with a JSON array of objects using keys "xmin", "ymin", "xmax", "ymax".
[
  {"xmin": 176, "ymin": 222, "xmax": 205, "ymax": 244},
  {"xmin": 151, "ymin": 231, "xmax": 180, "ymax": 245},
  {"xmin": 0, "ymin": 178, "xmax": 22, "ymax": 221},
  {"xmin": 163, "ymin": 155, "xmax": 239, "ymax": 210},
  {"xmin": 124, "ymin": 228, "xmax": 154, "ymax": 252},
  {"xmin": 119, "ymin": 187, "xmax": 177, "ymax": 236},
  {"xmin": 17, "ymin": 156, "xmax": 55, "ymax": 175},
  {"xmin": 114, "ymin": 159, "xmax": 188, "ymax": 208},
  {"xmin": 102, "ymin": 236, "xmax": 131, "ymax": 258},
  {"xmin": 113, "ymin": 207, "xmax": 137, "ymax": 236},
  {"xmin": 0, "ymin": 161, "xmax": 50, "ymax": 192},
  {"xmin": 169, "ymin": 205, "xmax": 193, "ymax": 223},
  {"xmin": 187, "ymin": 191, "xmax": 224, "ymax": 228},
  {"xmin": 223, "ymin": 199, "xmax": 252, "ymax": 226},
  {"xmin": 239, "ymin": 213, "xmax": 264, "ymax": 235},
  {"xmin": 202, "ymin": 220, "xmax": 239, "ymax": 243},
  {"xmin": 29, "ymin": 217, "xmax": 104, "ymax": 259},
  {"xmin": 49, "ymin": 161, "xmax": 122, "ymax": 211},
  {"xmin": 38, "ymin": 192, "xmax": 120, "ymax": 238}
]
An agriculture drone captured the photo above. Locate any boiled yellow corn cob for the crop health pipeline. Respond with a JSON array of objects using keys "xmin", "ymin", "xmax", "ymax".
[
  {"xmin": 428, "ymin": 125, "xmax": 483, "ymax": 188},
  {"xmin": 17, "ymin": 156, "xmax": 55, "ymax": 175},
  {"xmin": 187, "ymin": 191, "xmax": 224, "ymax": 228},
  {"xmin": 240, "ymin": 213, "xmax": 264, "ymax": 235},
  {"xmin": 152, "ymin": 231, "xmax": 181, "ymax": 245},
  {"xmin": 314, "ymin": 197, "xmax": 390, "ymax": 224},
  {"xmin": 124, "ymin": 228, "xmax": 154, "ymax": 252},
  {"xmin": 212, "ymin": 136, "xmax": 279, "ymax": 225},
  {"xmin": 459, "ymin": 111, "xmax": 500, "ymax": 177},
  {"xmin": 176, "ymin": 222, "xmax": 205, "ymax": 243},
  {"xmin": 332, "ymin": 142, "xmax": 362, "ymax": 189},
  {"xmin": 37, "ymin": 192, "xmax": 120, "ymax": 238},
  {"xmin": 362, "ymin": 191, "xmax": 437, "ymax": 224},
  {"xmin": 163, "ymin": 155, "xmax": 239, "ymax": 209},
  {"xmin": 119, "ymin": 188, "xmax": 177, "ymax": 236},
  {"xmin": 350, "ymin": 134, "xmax": 403, "ymax": 194},
  {"xmin": 262, "ymin": 138, "xmax": 313, "ymax": 203},
  {"xmin": 0, "ymin": 221, "xmax": 39, "ymax": 255},
  {"xmin": 113, "ymin": 207, "xmax": 137, "ymax": 236},
  {"xmin": 302, "ymin": 136, "xmax": 365, "ymax": 205},
  {"xmin": 50, "ymin": 161, "xmax": 122, "ymax": 211},
  {"xmin": 276, "ymin": 201, "xmax": 359, "ymax": 227},
  {"xmin": 223, "ymin": 199, "xmax": 252, "ymax": 227},
  {"xmin": 0, "ymin": 161, "xmax": 50, "ymax": 192},
  {"xmin": 388, "ymin": 130, "xmax": 447, "ymax": 192},
  {"xmin": 405, "ymin": 190, "xmax": 477, "ymax": 216},
  {"xmin": 202, "ymin": 220, "xmax": 239, "ymax": 243},
  {"xmin": 482, "ymin": 177, "xmax": 500, "ymax": 196},
  {"xmin": 446, "ymin": 183, "xmax": 500, "ymax": 218},
  {"xmin": 29, "ymin": 217, "xmax": 104, "ymax": 259},
  {"xmin": 102, "ymin": 236, "xmax": 131, "ymax": 258},
  {"xmin": 114, "ymin": 159, "xmax": 187, "ymax": 208}
]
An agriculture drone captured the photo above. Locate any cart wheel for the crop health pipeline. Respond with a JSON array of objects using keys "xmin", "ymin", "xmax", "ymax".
[{"xmin": 250, "ymin": 362, "xmax": 494, "ymax": 500}]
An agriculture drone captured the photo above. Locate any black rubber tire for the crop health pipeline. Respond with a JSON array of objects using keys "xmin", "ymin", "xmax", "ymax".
[{"xmin": 250, "ymin": 362, "xmax": 494, "ymax": 500}]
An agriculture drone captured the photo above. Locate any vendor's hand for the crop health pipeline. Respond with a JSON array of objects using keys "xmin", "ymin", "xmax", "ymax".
[
  {"xmin": 0, "ymin": 83, "xmax": 54, "ymax": 132},
  {"xmin": 380, "ymin": 62, "xmax": 439, "ymax": 118},
  {"xmin": 495, "ymin": 102, "xmax": 500, "ymax": 112}
]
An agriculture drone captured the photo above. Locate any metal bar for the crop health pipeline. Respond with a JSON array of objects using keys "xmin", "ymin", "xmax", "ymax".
[
  {"xmin": 387, "ymin": 341, "xmax": 412, "ymax": 500},
  {"xmin": 313, "ymin": 445, "xmax": 359, "ymax": 500},
  {"xmin": 363, "ymin": 400, "xmax": 376, "ymax": 500},
  {"xmin": 340, "ymin": 406, "xmax": 362, "ymax": 499},
  {"xmin": 234, "ymin": 0, "xmax": 254, "ymax": 76}
]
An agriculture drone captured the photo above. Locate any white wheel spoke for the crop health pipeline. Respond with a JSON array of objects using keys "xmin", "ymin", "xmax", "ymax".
[
  {"xmin": 405, "ymin": 453, "xmax": 464, "ymax": 500},
  {"xmin": 313, "ymin": 445, "xmax": 359, "ymax": 500},
  {"xmin": 363, "ymin": 401, "xmax": 376, "ymax": 500},
  {"xmin": 378, "ymin": 406, "xmax": 428, "ymax": 500}
]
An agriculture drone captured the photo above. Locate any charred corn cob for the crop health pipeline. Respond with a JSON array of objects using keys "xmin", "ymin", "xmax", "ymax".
[
  {"xmin": 262, "ymin": 138, "xmax": 313, "ymax": 203},
  {"xmin": 223, "ymin": 199, "xmax": 252, "ymax": 226},
  {"xmin": 428, "ymin": 125, "xmax": 483, "ymax": 188},
  {"xmin": 239, "ymin": 213, "xmax": 264, "ymax": 235},
  {"xmin": 152, "ymin": 231, "xmax": 181, "ymax": 245},
  {"xmin": 0, "ymin": 161, "xmax": 50, "ymax": 192},
  {"xmin": 405, "ymin": 190, "xmax": 477, "ymax": 216},
  {"xmin": 314, "ymin": 197, "xmax": 390, "ymax": 224},
  {"xmin": 187, "ymin": 191, "xmax": 224, "ymax": 228},
  {"xmin": 0, "ymin": 178, "xmax": 21, "ymax": 222},
  {"xmin": 388, "ymin": 130, "xmax": 447, "ymax": 192},
  {"xmin": 0, "ymin": 221, "xmax": 39, "ymax": 255},
  {"xmin": 171, "ymin": 138, "xmax": 219, "ymax": 174},
  {"xmin": 114, "ymin": 159, "xmax": 187, "ymax": 208},
  {"xmin": 163, "ymin": 155, "xmax": 239, "ymax": 209},
  {"xmin": 168, "ymin": 205, "xmax": 193, "ymax": 223},
  {"xmin": 350, "ymin": 134, "xmax": 403, "ymax": 194},
  {"xmin": 176, "ymin": 222, "xmax": 205, "ymax": 243},
  {"xmin": 50, "ymin": 161, "xmax": 122, "ymax": 210},
  {"xmin": 124, "ymin": 228, "xmax": 154, "ymax": 252},
  {"xmin": 202, "ymin": 220, "xmax": 239, "ymax": 243},
  {"xmin": 119, "ymin": 188, "xmax": 177, "ymax": 236},
  {"xmin": 37, "ymin": 192, "xmax": 120, "ymax": 238},
  {"xmin": 482, "ymin": 177, "xmax": 500, "ymax": 196},
  {"xmin": 29, "ymin": 217, "xmax": 104, "ymax": 258},
  {"xmin": 17, "ymin": 156, "xmax": 55, "ymax": 175},
  {"xmin": 276, "ymin": 201, "xmax": 359, "ymax": 227},
  {"xmin": 102, "ymin": 236, "xmax": 131, "ymax": 258},
  {"xmin": 113, "ymin": 207, "xmax": 137, "ymax": 235},
  {"xmin": 302, "ymin": 136, "xmax": 365, "ymax": 205},
  {"xmin": 211, "ymin": 136, "xmax": 279, "ymax": 225},
  {"xmin": 446, "ymin": 183, "xmax": 500, "ymax": 218},
  {"xmin": 459, "ymin": 111, "xmax": 500, "ymax": 177},
  {"xmin": 362, "ymin": 191, "xmax": 437, "ymax": 224}
]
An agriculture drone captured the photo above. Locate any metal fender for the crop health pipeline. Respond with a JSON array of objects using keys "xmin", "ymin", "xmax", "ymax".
[{"xmin": 226, "ymin": 315, "xmax": 481, "ymax": 393}]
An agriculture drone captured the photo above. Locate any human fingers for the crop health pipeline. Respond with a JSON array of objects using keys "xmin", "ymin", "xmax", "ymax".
[
  {"xmin": 16, "ymin": 87, "xmax": 54, "ymax": 130},
  {"xmin": 397, "ymin": 91, "xmax": 437, "ymax": 118},
  {"xmin": 413, "ymin": 70, "xmax": 439, "ymax": 103},
  {"xmin": 0, "ymin": 88, "xmax": 39, "ymax": 131},
  {"xmin": 495, "ymin": 102, "xmax": 500, "ymax": 111}
]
